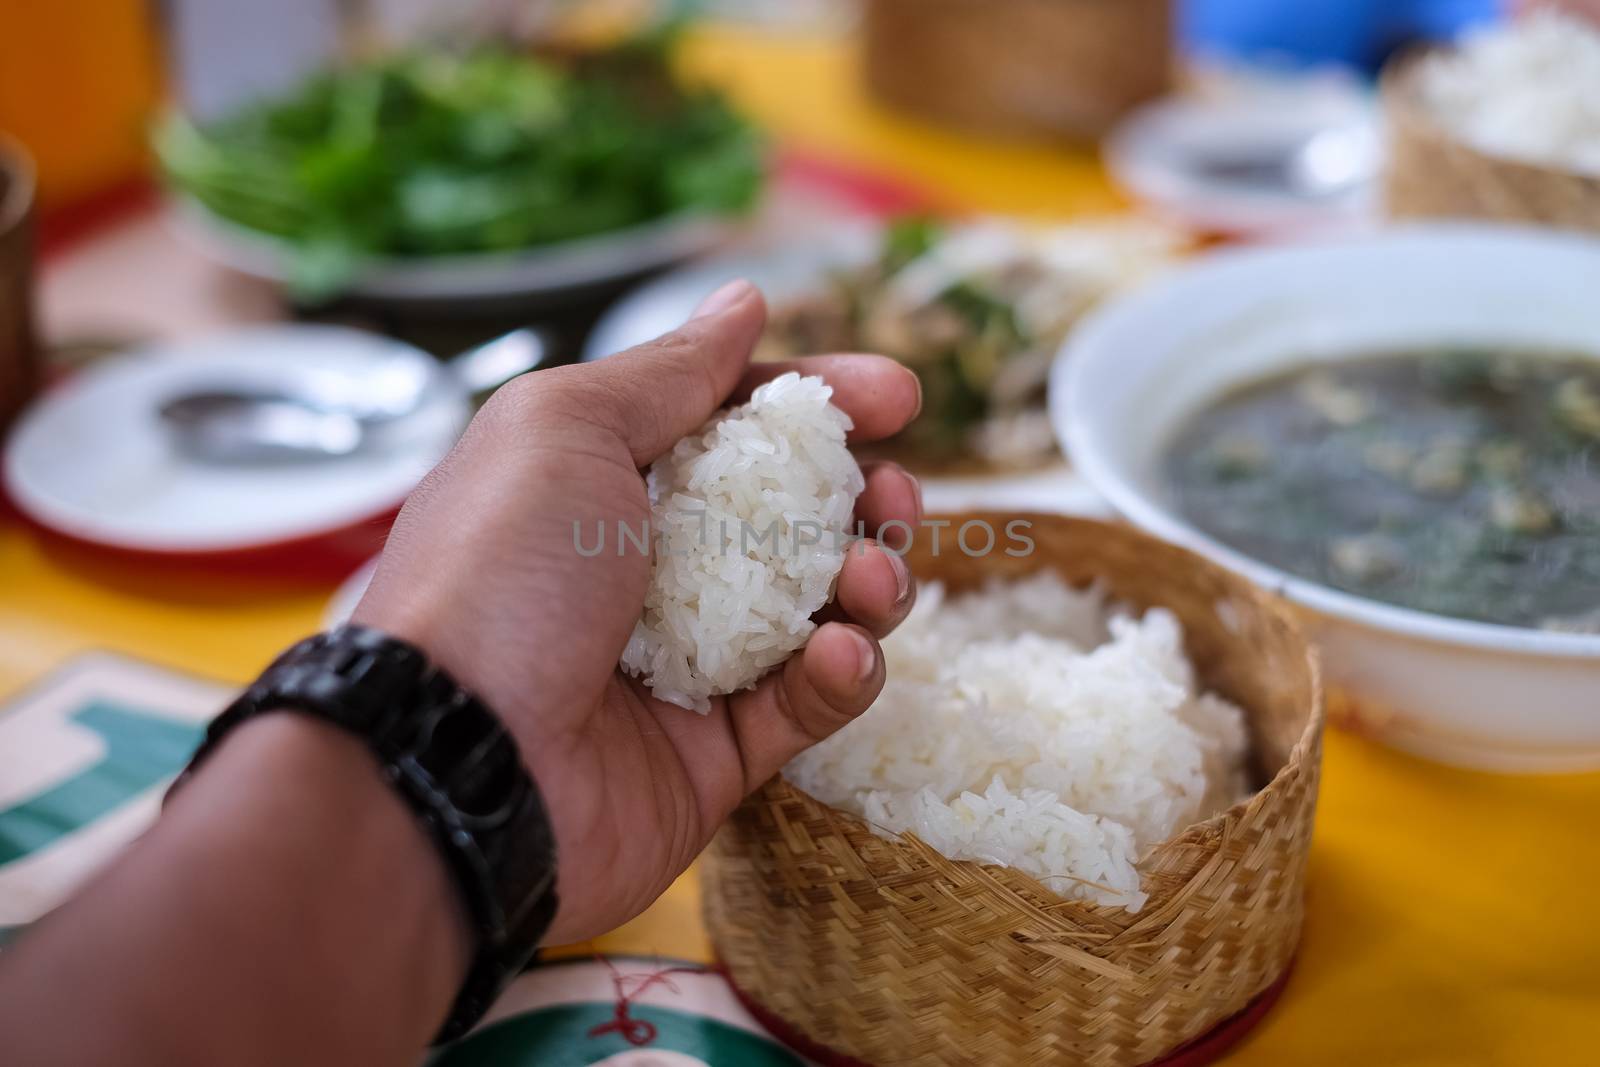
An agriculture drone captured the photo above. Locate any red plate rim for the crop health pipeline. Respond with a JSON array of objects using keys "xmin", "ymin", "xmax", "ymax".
[{"xmin": 1, "ymin": 478, "xmax": 397, "ymax": 579}]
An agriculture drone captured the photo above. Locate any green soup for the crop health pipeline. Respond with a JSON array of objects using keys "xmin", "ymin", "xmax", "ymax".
[{"xmin": 1165, "ymin": 347, "xmax": 1600, "ymax": 631}]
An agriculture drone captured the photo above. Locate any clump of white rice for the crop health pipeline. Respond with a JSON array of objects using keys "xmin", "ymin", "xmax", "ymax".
[
  {"xmin": 1420, "ymin": 11, "xmax": 1600, "ymax": 176},
  {"xmin": 785, "ymin": 573, "xmax": 1251, "ymax": 911},
  {"xmin": 622, "ymin": 372, "xmax": 864, "ymax": 712}
]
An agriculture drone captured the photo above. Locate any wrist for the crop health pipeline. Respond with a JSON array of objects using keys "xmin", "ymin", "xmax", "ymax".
[
  {"xmin": 354, "ymin": 610, "xmax": 585, "ymax": 948},
  {"xmin": 170, "ymin": 625, "xmax": 562, "ymax": 1041},
  {"xmin": 181, "ymin": 713, "xmax": 474, "ymax": 965},
  {"xmin": 350, "ymin": 601, "xmax": 522, "ymax": 742},
  {"xmin": 163, "ymin": 713, "xmax": 473, "ymax": 1054}
]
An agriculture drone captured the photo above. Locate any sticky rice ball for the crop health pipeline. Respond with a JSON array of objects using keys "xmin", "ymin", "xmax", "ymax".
[{"xmin": 621, "ymin": 372, "xmax": 866, "ymax": 711}]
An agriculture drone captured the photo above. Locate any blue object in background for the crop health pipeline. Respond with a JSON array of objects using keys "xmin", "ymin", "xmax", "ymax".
[{"xmin": 1181, "ymin": 0, "xmax": 1507, "ymax": 73}]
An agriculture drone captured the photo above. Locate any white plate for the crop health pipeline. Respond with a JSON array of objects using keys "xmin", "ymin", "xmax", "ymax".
[
  {"xmin": 4, "ymin": 325, "xmax": 467, "ymax": 554},
  {"xmin": 583, "ymin": 224, "xmax": 881, "ymax": 362},
  {"xmin": 1104, "ymin": 76, "xmax": 1380, "ymax": 238},
  {"xmin": 1054, "ymin": 223, "xmax": 1600, "ymax": 772},
  {"xmin": 171, "ymin": 197, "xmax": 738, "ymax": 303}
]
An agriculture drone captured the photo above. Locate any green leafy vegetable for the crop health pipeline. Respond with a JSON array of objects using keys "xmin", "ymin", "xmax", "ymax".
[
  {"xmin": 157, "ymin": 43, "xmax": 764, "ymax": 300},
  {"xmin": 879, "ymin": 216, "xmax": 940, "ymax": 275}
]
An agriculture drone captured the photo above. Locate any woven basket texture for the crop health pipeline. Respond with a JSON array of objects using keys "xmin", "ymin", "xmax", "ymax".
[
  {"xmin": 705, "ymin": 513, "xmax": 1324, "ymax": 1067},
  {"xmin": 863, "ymin": 0, "xmax": 1172, "ymax": 141},
  {"xmin": 1384, "ymin": 58, "xmax": 1600, "ymax": 232}
]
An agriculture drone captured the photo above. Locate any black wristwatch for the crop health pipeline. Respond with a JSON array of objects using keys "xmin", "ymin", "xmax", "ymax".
[{"xmin": 168, "ymin": 625, "xmax": 559, "ymax": 1044}]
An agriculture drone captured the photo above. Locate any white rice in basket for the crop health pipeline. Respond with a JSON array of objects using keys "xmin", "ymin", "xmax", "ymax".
[
  {"xmin": 785, "ymin": 572, "xmax": 1251, "ymax": 911},
  {"xmin": 1420, "ymin": 11, "xmax": 1600, "ymax": 176},
  {"xmin": 622, "ymin": 372, "xmax": 864, "ymax": 712}
]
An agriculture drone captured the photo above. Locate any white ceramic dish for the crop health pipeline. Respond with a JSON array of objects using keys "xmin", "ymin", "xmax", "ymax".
[
  {"xmin": 171, "ymin": 197, "xmax": 736, "ymax": 303},
  {"xmin": 4, "ymin": 325, "xmax": 467, "ymax": 555},
  {"xmin": 586, "ymin": 226, "xmax": 1110, "ymax": 517},
  {"xmin": 582, "ymin": 223, "xmax": 881, "ymax": 362},
  {"xmin": 1054, "ymin": 224, "xmax": 1600, "ymax": 772},
  {"xmin": 1105, "ymin": 73, "xmax": 1380, "ymax": 238}
]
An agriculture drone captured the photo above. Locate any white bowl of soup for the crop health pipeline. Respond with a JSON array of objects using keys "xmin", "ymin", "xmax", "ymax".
[{"xmin": 1053, "ymin": 224, "xmax": 1600, "ymax": 772}]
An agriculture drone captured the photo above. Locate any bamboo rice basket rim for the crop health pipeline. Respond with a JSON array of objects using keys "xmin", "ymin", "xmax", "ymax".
[
  {"xmin": 775, "ymin": 511, "xmax": 1325, "ymax": 919},
  {"xmin": 773, "ymin": 689, "xmax": 1322, "ymax": 897},
  {"xmin": 1381, "ymin": 51, "xmax": 1600, "ymax": 191}
]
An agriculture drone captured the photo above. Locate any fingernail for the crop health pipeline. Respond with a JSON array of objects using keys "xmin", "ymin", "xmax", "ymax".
[
  {"xmin": 692, "ymin": 279, "xmax": 754, "ymax": 320},
  {"xmin": 908, "ymin": 370, "xmax": 924, "ymax": 419},
  {"xmin": 888, "ymin": 549, "xmax": 912, "ymax": 607},
  {"xmin": 902, "ymin": 468, "xmax": 923, "ymax": 525},
  {"xmin": 849, "ymin": 628, "xmax": 878, "ymax": 684}
]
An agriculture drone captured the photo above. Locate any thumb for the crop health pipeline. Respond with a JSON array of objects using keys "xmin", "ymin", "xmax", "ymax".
[
  {"xmin": 585, "ymin": 279, "xmax": 766, "ymax": 465},
  {"xmin": 725, "ymin": 622, "xmax": 884, "ymax": 796}
]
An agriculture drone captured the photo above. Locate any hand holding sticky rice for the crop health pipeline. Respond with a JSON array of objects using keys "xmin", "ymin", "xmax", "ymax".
[{"xmin": 354, "ymin": 281, "xmax": 922, "ymax": 945}]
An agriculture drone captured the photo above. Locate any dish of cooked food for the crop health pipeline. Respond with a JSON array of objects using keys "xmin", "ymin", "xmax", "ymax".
[
  {"xmin": 785, "ymin": 570, "xmax": 1250, "ymax": 910},
  {"xmin": 156, "ymin": 33, "xmax": 763, "ymax": 298},
  {"xmin": 1417, "ymin": 10, "xmax": 1600, "ymax": 177},
  {"xmin": 757, "ymin": 217, "xmax": 1180, "ymax": 472},
  {"xmin": 1165, "ymin": 346, "xmax": 1600, "ymax": 632}
]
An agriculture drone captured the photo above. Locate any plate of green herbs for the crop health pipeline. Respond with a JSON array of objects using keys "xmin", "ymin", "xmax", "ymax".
[{"xmin": 156, "ymin": 34, "xmax": 764, "ymax": 303}]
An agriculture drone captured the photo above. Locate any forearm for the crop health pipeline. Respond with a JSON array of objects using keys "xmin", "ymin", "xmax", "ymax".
[{"xmin": 0, "ymin": 714, "xmax": 471, "ymax": 1067}]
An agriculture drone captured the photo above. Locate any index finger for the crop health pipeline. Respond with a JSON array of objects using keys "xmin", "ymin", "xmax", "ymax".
[
  {"xmin": 573, "ymin": 280, "xmax": 767, "ymax": 465},
  {"xmin": 734, "ymin": 355, "xmax": 922, "ymax": 443}
]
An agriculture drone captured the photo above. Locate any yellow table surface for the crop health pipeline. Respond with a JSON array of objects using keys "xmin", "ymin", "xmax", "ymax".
[{"xmin": 3, "ymin": 24, "xmax": 1598, "ymax": 1066}]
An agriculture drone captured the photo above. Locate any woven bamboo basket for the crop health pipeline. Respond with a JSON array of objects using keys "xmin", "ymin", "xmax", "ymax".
[
  {"xmin": 704, "ymin": 513, "xmax": 1323, "ymax": 1067},
  {"xmin": 1383, "ymin": 56, "xmax": 1600, "ymax": 232},
  {"xmin": 863, "ymin": 0, "xmax": 1173, "ymax": 141}
]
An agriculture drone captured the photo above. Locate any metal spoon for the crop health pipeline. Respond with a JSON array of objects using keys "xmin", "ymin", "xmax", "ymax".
[
  {"xmin": 159, "ymin": 328, "xmax": 547, "ymax": 465},
  {"xmin": 1186, "ymin": 124, "xmax": 1380, "ymax": 199}
]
